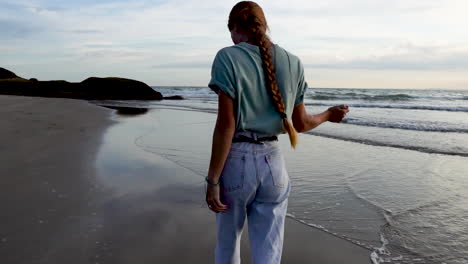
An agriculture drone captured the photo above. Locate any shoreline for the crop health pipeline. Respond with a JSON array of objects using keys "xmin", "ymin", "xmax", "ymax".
[{"xmin": 0, "ymin": 95, "xmax": 371, "ymax": 263}]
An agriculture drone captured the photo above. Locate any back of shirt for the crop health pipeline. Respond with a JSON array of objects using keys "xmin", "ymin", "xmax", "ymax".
[{"xmin": 209, "ymin": 42, "xmax": 308, "ymax": 136}]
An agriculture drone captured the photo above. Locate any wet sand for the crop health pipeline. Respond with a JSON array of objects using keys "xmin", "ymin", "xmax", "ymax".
[
  {"xmin": 0, "ymin": 95, "xmax": 116, "ymax": 263},
  {"xmin": 0, "ymin": 95, "xmax": 371, "ymax": 263}
]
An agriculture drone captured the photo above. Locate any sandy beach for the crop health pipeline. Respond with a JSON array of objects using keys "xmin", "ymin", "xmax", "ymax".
[{"xmin": 0, "ymin": 95, "xmax": 371, "ymax": 263}]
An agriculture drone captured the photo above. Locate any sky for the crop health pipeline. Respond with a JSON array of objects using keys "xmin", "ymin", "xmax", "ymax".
[{"xmin": 1, "ymin": 0, "xmax": 468, "ymax": 89}]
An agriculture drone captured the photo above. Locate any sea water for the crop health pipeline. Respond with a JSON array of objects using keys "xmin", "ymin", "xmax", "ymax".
[{"xmin": 92, "ymin": 87, "xmax": 468, "ymax": 263}]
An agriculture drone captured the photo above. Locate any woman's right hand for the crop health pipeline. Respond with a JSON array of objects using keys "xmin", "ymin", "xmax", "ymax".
[
  {"xmin": 327, "ymin": 105, "xmax": 349, "ymax": 123},
  {"xmin": 206, "ymin": 184, "xmax": 228, "ymax": 213}
]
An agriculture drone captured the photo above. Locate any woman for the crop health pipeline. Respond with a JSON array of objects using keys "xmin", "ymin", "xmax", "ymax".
[{"xmin": 205, "ymin": 2, "xmax": 349, "ymax": 263}]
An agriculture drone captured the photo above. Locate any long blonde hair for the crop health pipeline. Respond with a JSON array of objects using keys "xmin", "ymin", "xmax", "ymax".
[{"xmin": 228, "ymin": 1, "xmax": 298, "ymax": 148}]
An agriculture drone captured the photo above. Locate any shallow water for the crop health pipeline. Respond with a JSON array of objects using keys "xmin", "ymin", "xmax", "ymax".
[
  {"xmin": 92, "ymin": 87, "xmax": 468, "ymax": 157},
  {"xmin": 282, "ymin": 134, "xmax": 468, "ymax": 264},
  {"xmin": 91, "ymin": 87, "xmax": 468, "ymax": 263}
]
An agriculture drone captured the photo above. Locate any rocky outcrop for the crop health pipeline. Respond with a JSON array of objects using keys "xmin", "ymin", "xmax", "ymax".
[
  {"xmin": 163, "ymin": 95, "xmax": 184, "ymax": 100},
  {"xmin": 81, "ymin": 77, "xmax": 162, "ymax": 100},
  {"xmin": 0, "ymin": 68, "xmax": 163, "ymax": 100},
  {"xmin": 0, "ymin": 68, "xmax": 19, "ymax": 79}
]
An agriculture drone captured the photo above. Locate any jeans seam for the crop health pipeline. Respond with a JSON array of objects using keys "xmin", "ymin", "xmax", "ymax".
[
  {"xmin": 265, "ymin": 154, "xmax": 287, "ymax": 188},
  {"xmin": 254, "ymin": 154, "xmax": 259, "ymax": 184},
  {"xmin": 222, "ymin": 156, "xmax": 245, "ymax": 193}
]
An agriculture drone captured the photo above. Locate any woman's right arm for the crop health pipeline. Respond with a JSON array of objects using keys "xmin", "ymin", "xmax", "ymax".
[{"xmin": 292, "ymin": 102, "xmax": 349, "ymax": 132}]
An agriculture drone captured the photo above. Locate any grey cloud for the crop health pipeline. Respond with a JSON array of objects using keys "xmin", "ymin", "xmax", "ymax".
[
  {"xmin": 0, "ymin": 19, "xmax": 42, "ymax": 38},
  {"xmin": 0, "ymin": 1, "xmax": 65, "ymax": 13},
  {"xmin": 305, "ymin": 52, "xmax": 468, "ymax": 70},
  {"xmin": 0, "ymin": 1, "xmax": 27, "ymax": 11},
  {"xmin": 305, "ymin": 43, "xmax": 468, "ymax": 70},
  {"xmin": 152, "ymin": 62, "xmax": 211, "ymax": 69},
  {"xmin": 77, "ymin": 49, "xmax": 153, "ymax": 61},
  {"xmin": 309, "ymin": 35, "xmax": 399, "ymax": 44},
  {"xmin": 70, "ymin": 29, "xmax": 104, "ymax": 34},
  {"xmin": 271, "ymin": 1, "xmax": 437, "ymax": 18}
]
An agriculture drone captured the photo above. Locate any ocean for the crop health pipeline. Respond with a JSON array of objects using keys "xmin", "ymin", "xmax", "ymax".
[{"xmin": 92, "ymin": 87, "xmax": 468, "ymax": 263}]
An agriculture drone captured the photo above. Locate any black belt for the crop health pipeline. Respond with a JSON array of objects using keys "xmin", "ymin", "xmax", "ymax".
[{"xmin": 232, "ymin": 135, "xmax": 278, "ymax": 144}]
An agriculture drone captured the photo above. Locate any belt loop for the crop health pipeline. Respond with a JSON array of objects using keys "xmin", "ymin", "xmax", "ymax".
[{"xmin": 251, "ymin": 132, "xmax": 258, "ymax": 141}]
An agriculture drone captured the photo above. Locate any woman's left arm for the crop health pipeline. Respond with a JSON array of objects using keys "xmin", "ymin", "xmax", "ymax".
[{"xmin": 206, "ymin": 90, "xmax": 235, "ymax": 213}]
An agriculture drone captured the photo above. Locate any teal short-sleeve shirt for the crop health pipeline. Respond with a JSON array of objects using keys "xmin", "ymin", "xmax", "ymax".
[{"xmin": 209, "ymin": 42, "xmax": 309, "ymax": 136}]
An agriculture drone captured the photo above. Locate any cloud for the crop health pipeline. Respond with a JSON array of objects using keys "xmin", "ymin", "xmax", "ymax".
[
  {"xmin": 1, "ymin": 0, "xmax": 467, "ymax": 87},
  {"xmin": 152, "ymin": 62, "xmax": 211, "ymax": 69},
  {"xmin": 69, "ymin": 29, "xmax": 104, "ymax": 34},
  {"xmin": 0, "ymin": 18, "xmax": 41, "ymax": 38},
  {"xmin": 303, "ymin": 42, "xmax": 468, "ymax": 70},
  {"xmin": 267, "ymin": 0, "xmax": 441, "ymax": 17}
]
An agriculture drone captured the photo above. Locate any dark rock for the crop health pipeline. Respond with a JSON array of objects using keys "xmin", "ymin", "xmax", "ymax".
[
  {"xmin": 0, "ymin": 79, "xmax": 36, "ymax": 95},
  {"xmin": 0, "ymin": 79, "xmax": 85, "ymax": 98},
  {"xmin": 0, "ymin": 68, "xmax": 19, "ymax": 79},
  {"xmin": 0, "ymin": 68, "xmax": 163, "ymax": 101},
  {"xmin": 37, "ymin": 80, "xmax": 86, "ymax": 98},
  {"xmin": 81, "ymin": 77, "xmax": 162, "ymax": 100},
  {"xmin": 163, "ymin": 95, "xmax": 184, "ymax": 100}
]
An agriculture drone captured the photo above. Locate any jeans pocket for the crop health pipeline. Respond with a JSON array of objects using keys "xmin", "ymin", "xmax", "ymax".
[
  {"xmin": 220, "ymin": 154, "xmax": 245, "ymax": 192},
  {"xmin": 265, "ymin": 151, "xmax": 288, "ymax": 188}
]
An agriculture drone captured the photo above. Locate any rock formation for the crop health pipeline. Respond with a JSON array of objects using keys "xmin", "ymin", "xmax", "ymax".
[{"xmin": 0, "ymin": 68, "xmax": 163, "ymax": 100}]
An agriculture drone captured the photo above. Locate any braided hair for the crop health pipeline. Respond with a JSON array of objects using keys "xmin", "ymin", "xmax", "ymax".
[{"xmin": 228, "ymin": 1, "xmax": 298, "ymax": 148}]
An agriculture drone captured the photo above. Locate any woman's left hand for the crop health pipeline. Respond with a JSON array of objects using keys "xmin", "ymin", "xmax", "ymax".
[
  {"xmin": 206, "ymin": 185, "xmax": 228, "ymax": 213},
  {"xmin": 327, "ymin": 104, "xmax": 349, "ymax": 123}
]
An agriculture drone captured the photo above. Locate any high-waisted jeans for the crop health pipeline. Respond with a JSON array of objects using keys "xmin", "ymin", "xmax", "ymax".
[{"xmin": 215, "ymin": 131, "xmax": 291, "ymax": 264}]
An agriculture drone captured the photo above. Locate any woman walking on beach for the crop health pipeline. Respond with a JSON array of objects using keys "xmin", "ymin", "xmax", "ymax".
[{"xmin": 205, "ymin": 2, "xmax": 349, "ymax": 263}]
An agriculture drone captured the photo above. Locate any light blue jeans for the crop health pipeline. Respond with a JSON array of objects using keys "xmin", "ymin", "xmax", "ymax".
[{"xmin": 215, "ymin": 131, "xmax": 291, "ymax": 264}]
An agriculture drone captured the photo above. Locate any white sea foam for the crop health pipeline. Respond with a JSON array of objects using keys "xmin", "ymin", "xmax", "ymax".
[{"xmin": 370, "ymin": 234, "xmax": 392, "ymax": 264}]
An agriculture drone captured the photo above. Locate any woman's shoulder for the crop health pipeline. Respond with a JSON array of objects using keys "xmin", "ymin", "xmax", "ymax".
[
  {"xmin": 274, "ymin": 44, "xmax": 304, "ymax": 68},
  {"xmin": 217, "ymin": 43, "xmax": 249, "ymax": 53},
  {"xmin": 213, "ymin": 45, "xmax": 243, "ymax": 61}
]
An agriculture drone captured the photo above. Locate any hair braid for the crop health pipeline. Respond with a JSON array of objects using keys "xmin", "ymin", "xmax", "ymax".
[
  {"xmin": 255, "ymin": 31, "xmax": 298, "ymax": 148},
  {"xmin": 229, "ymin": 1, "xmax": 298, "ymax": 148}
]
